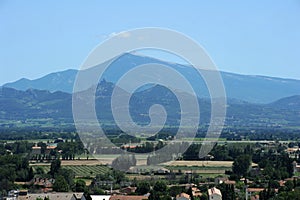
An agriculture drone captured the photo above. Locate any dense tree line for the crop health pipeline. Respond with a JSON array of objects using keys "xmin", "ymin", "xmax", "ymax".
[
  {"xmin": 220, "ymin": 128, "xmax": 300, "ymax": 141},
  {"xmin": 56, "ymin": 139, "xmax": 85, "ymax": 160},
  {"xmin": 0, "ymin": 155, "xmax": 33, "ymax": 195},
  {"xmin": 49, "ymin": 159, "xmax": 75, "ymax": 192},
  {"xmin": 253, "ymin": 149, "xmax": 294, "ymax": 180},
  {"xmin": 0, "ymin": 127, "xmax": 76, "ymax": 140},
  {"xmin": 90, "ymin": 169, "xmax": 128, "ymax": 193},
  {"xmin": 1, "ymin": 141, "xmax": 34, "ymax": 155}
]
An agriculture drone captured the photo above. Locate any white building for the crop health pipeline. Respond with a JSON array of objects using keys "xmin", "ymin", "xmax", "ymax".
[
  {"xmin": 208, "ymin": 187, "xmax": 222, "ymax": 200},
  {"xmin": 90, "ymin": 195, "xmax": 111, "ymax": 200},
  {"xmin": 71, "ymin": 193, "xmax": 86, "ymax": 200},
  {"xmin": 18, "ymin": 192, "xmax": 85, "ymax": 200}
]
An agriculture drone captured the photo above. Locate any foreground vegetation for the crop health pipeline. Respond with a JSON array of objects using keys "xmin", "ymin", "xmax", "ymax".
[{"xmin": 1, "ymin": 130, "xmax": 300, "ymax": 199}]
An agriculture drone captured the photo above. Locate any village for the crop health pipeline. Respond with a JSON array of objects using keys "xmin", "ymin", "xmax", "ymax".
[{"xmin": 2, "ymin": 138, "xmax": 300, "ymax": 200}]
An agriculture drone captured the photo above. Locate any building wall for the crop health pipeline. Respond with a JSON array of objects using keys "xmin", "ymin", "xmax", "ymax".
[{"xmin": 209, "ymin": 194, "xmax": 222, "ymax": 200}]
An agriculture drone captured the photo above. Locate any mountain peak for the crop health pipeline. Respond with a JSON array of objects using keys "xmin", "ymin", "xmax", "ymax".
[{"xmin": 1, "ymin": 54, "xmax": 300, "ymax": 103}]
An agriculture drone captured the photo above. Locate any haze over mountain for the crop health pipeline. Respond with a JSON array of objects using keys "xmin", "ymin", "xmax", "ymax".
[
  {"xmin": 3, "ymin": 53, "xmax": 300, "ymax": 104},
  {"xmin": 1, "ymin": 81, "xmax": 300, "ymax": 130},
  {"xmin": 3, "ymin": 69, "xmax": 77, "ymax": 94}
]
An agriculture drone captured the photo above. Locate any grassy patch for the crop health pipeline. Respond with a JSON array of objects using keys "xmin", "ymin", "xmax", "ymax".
[{"xmin": 32, "ymin": 165, "xmax": 110, "ymax": 177}]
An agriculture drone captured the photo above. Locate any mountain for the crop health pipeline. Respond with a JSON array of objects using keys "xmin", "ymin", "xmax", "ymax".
[
  {"xmin": 268, "ymin": 95, "xmax": 300, "ymax": 110},
  {"xmin": 3, "ymin": 53, "xmax": 300, "ymax": 103},
  {"xmin": 1, "ymin": 81, "xmax": 300, "ymax": 129},
  {"xmin": 0, "ymin": 87, "xmax": 72, "ymax": 120},
  {"xmin": 4, "ymin": 69, "xmax": 77, "ymax": 93}
]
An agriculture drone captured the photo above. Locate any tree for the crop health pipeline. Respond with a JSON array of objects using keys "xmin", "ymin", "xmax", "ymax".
[
  {"xmin": 136, "ymin": 181, "xmax": 150, "ymax": 195},
  {"xmin": 232, "ymin": 155, "xmax": 251, "ymax": 177},
  {"xmin": 56, "ymin": 168, "xmax": 75, "ymax": 190},
  {"xmin": 218, "ymin": 183, "xmax": 235, "ymax": 200},
  {"xmin": 259, "ymin": 188, "xmax": 275, "ymax": 200},
  {"xmin": 153, "ymin": 180, "xmax": 167, "ymax": 193},
  {"xmin": 148, "ymin": 190, "xmax": 159, "ymax": 200},
  {"xmin": 169, "ymin": 186, "xmax": 184, "ymax": 197},
  {"xmin": 49, "ymin": 159, "xmax": 61, "ymax": 177},
  {"xmin": 274, "ymin": 189, "xmax": 300, "ymax": 200},
  {"xmin": 200, "ymin": 193, "xmax": 208, "ymax": 200},
  {"xmin": 285, "ymin": 180, "xmax": 294, "ymax": 192},
  {"xmin": 38, "ymin": 142, "xmax": 47, "ymax": 155},
  {"xmin": 28, "ymin": 167, "xmax": 34, "ymax": 180},
  {"xmin": 149, "ymin": 181, "xmax": 169, "ymax": 200},
  {"xmin": 75, "ymin": 179, "xmax": 86, "ymax": 192},
  {"xmin": 92, "ymin": 188, "xmax": 105, "ymax": 195},
  {"xmin": 187, "ymin": 187, "xmax": 194, "ymax": 200},
  {"xmin": 53, "ymin": 175, "xmax": 69, "ymax": 192}
]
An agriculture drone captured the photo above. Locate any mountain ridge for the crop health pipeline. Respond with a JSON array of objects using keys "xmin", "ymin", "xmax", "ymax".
[
  {"xmin": 3, "ymin": 53, "xmax": 300, "ymax": 103},
  {"xmin": 1, "ymin": 83, "xmax": 300, "ymax": 129}
]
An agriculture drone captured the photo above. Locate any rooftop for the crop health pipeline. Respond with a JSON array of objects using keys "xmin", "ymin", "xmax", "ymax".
[{"xmin": 208, "ymin": 187, "xmax": 222, "ymax": 196}]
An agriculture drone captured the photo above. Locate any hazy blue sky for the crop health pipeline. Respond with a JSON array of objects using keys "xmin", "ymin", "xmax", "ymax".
[{"xmin": 1, "ymin": 0, "xmax": 300, "ymax": 85}]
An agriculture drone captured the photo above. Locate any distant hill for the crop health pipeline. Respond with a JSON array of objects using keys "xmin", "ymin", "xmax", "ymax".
[
  {"xmin": 0, "ymin": 87, "xmax": 72, "ymax": 120},
  {"xmin": 3, "ymin": 53, "xmax": 300, "ymax": 103},
  {"xmin": 3, "ymin": 69, "xmax": 77, "ymax": 93},
  {"xmin": 1, "ymin": 80, "xmax": 300, "ymax": 129},
  {"xmin": 268, "ymin": 95, "xmax": 300, "ymax": 110}
]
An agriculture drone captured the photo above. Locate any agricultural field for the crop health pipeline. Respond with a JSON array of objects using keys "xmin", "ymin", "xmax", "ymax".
[
  {"xmin": 75, "ymin": 154, "xmax": 148, "ymax": 165},
  {"xmin": 63, "ymin": 165, "xmax": 110, "ymax": 177},
  {"xmin": 163, "ymin": 161, "xmax": 232, "ymax": 175},
  {"xmin": 61, "ymin": 160, "xmax": 106, "ymax": 166},
  {"xmin": 164, "ymin": 160, "xmax": 257, "ymax": 167},
  {"xmin": 163, "ymin": 160, "xmax": 234, "ymax": 167},
  {"xmin": 32, "ymin": 164, "xmax": 110, "ymax": 177}
]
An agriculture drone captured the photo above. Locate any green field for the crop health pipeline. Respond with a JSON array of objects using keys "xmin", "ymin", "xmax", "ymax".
[
  {"xmin": 166, "ymin": 165, "xmax": 231, "ymax": 171},
  {"xmin": 33, "ymin": 165, "xmax": 110, "ymax": 177}
]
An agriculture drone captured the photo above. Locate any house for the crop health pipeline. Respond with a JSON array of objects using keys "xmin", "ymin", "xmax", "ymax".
[
  {"xmin": 156, "ymin": 167, "xmax": 170, "ymax": 174},
  {"xmin": 208, "ymin": 187, "xmax": 222, "ymax": 200},
  {"xmin": 31, "ymin": 144, "xmax": 57, "ymax": 155},
  {"xmin": 6, "ymin": 149, "xmax": 13, "ymax": 155},
  {"xmin": 18, "ymin": 192, "xmax": 85, "ymax": 200},
  {"xmin": 71, "ymin": 193, "xmax": 86, "ymax": 200},
  {"xmin": 109, "ymin": 195, "xmax": 148, "ymax": 200},
  {"xmin": 224, "ymin": 180, "xmax": 236, "ymax": 185},
  {"xmin": 278, "ymin": 180, "xmax": 285, "ymax": 187},
  {"xmin": 215, "ymin": 177, "xmax": 228, "ymax": 185},
  {"xmin": 45, "ymin": 145, "xmax": 57, "ymax": 154},
  {"xmin": 18, "ymin": 190, "xmax": 28, "ymax": 196},
  {"xmin": 31, "ymin": 145, "xmax": 42, "ymax": 155},
  {"xmin": 247, "ymin": 188, "xmax": 265, "ymax": 197},
  {"xmin": 5, "ymin": 190, "xmax": 19, "ymax": 200},
  {"xmin": 121, "ymin": 145, "xmax": 138, "ymax": 149},
  {"xmin": 119, "ymin": 186, "xmax": 136, "ymax": 194},
  {"xmin": 293, "ymin": 161, "xmax": 300, "ymax": 173},
  {"xmin": 176, "ymin": 192, "xmax": 190, "ymax": 200},
  {"xmin": 90, "ymin": 195, "xmax": 111, "ymax": 200},
  {"xmin": 191, "ymin": 187, "xmax": 202, "ymax": 197},
  {"xmin": 127, "ymin": 166, "xmax": 170, "ymax": 175},
  {"xmin": 250, "ymin": 194, "xmax": 260, "ymax": 200},
  {"xmin": 31, "ymin": 177, "xmax": 55, "ymax": 192}
]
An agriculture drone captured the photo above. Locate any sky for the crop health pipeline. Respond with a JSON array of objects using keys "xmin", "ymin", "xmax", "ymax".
[{"xmin": 0, "ymin": 0, "xmax": 300, "ymax": 85}]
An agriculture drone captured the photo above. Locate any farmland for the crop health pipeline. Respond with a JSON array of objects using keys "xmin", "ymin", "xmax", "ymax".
[
  {"xmin": 164, "ymin": 160, "xmax": 234, "ymax": 167},
  {"xmin": 32, "ymin": 164, "xmax": 110, "ymax": 177},
  {"xmin": 30, "ymin": 160, "xmax": 234, "ymax": 178}
]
